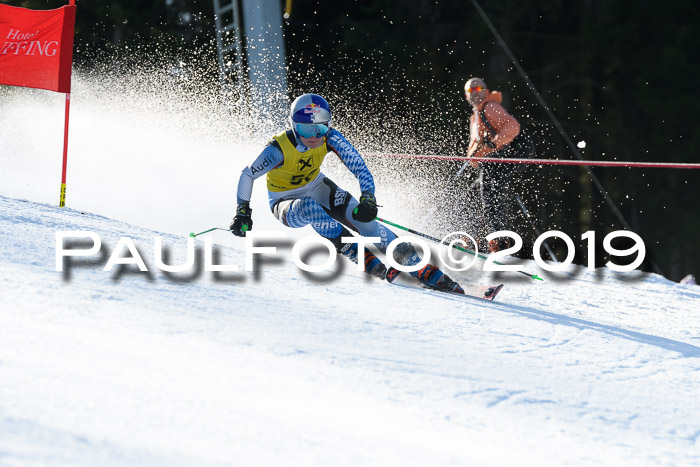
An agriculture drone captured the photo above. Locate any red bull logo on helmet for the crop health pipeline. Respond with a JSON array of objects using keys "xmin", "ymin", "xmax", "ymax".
[{"xmin": 303, "ymin": 103, "xmax": 321, "ymax": 114}]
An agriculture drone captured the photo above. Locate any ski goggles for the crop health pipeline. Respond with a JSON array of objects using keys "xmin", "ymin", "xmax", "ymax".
[
  {"xmin": 466, "ymin": 86, "xmax": 485, "ymax": 93},
  {"xmin": 294, "ymin": 122, "xmax": 330, "ymax": 138}
]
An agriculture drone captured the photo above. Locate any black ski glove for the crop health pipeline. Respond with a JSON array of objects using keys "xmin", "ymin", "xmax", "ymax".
[
  {"xmin": 352, "ymin": 192, "xmax": 378, "ymax": 223},
  {"xmin": 230, "ymin": 202, "xmax": 253, "ymax": 237}
]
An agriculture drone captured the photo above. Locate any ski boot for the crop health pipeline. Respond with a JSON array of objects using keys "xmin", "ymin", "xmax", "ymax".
[
  {"xmin": 393, "ymin": 242, "xmax": 464, "ymax": 294},
  {"xmin": 329, "ymin": 229, "xmax": 388, "ymax": 280},
  {"xmin": 338, "ymin": 242, "xmax": 388, "ymax": 279}
]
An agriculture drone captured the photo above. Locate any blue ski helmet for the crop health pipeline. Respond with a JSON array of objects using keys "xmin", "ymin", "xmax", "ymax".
[{"xmin": 289, "ymin": 93, "xmax": 332, "ymax": 139}]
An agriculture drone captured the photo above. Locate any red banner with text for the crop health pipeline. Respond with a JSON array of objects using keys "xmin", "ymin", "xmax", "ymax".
[{"xmin": 0, "ymin": 4, "xmax": 76, "ymax": 93}]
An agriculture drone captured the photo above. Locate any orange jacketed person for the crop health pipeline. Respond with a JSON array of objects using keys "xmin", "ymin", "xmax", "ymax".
[
  {"xmin": 466, "ymin": 77, "xmax": 521, "ymax": 167},
  {"xmin": 462, "ymin": 77, "xmax": 534, "ymax": 253}
]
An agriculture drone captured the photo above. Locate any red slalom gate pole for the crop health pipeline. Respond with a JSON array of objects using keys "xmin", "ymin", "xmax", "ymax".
[
  {"xmin": 59, "ymin": 0, "xmax": 75, "ymax": 207},
  {"xmin": 362, "ymin": 153, "xmax": 700, "ymax": 169},
  {"xmin": 59, "ymin": 92, "xmax": 70, "ymax": 207}
]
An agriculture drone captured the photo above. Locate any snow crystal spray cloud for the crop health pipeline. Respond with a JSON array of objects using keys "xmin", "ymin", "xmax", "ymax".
[
  {"xmin": 0, "ymin": 41, "xmax": 545, "ymax": 249},
  {"xmin": 0, "ymin": 48, "xmax": 277, "ymax": 244}
]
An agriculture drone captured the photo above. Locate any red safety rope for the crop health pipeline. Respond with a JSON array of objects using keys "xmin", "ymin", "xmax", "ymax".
[{"xmin": 361, "ymin": 153, "xmax": 700, "ymax": 169}]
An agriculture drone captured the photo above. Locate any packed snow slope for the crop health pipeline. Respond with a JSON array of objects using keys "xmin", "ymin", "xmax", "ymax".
[
  {"xmin": 0, "ymin": 194, "xmax": 699, "ymax": 467},
  {"xmin": 1, "ymin": 80, "xmax": 699, "ymax": 466}
]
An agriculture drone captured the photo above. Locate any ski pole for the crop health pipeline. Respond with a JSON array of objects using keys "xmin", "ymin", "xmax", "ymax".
[
  {"xmin": 189, "ymin": 227, "xmax": 231, "ymax": 238},
  {"xmin": 376, "ymin": 217, "xmax": 543, "ymax": 281}
]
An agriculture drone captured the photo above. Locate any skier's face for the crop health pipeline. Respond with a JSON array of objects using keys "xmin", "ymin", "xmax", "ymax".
[{"xmin": 299, "ymin": 134, "xmax": 325, "ymax": 149}]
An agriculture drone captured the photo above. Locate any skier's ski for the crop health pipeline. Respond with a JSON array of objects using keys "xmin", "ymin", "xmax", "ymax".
[
  {"xmin": 454, "ymin": 283, "xmax": 503, "ymax": 301},
  {"xmin": 385, "ymin": 267, "xmax": 504, "ymax": 301},
  {"xmin": 482, "ymin": 283, "xmax": 504, "ymax": 300}
]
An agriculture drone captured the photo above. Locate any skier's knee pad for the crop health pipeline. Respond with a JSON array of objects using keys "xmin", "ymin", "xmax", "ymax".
[
  {"xmin": 271, "ymin": 199, "xmax": 294, "ymax": 226},
  {"xmin": 392, "ymin": 242, "xmax": 420, "ymax": 266}
]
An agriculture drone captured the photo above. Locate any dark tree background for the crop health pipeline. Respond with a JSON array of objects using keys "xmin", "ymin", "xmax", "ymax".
[{"xmin": 5, "ymin": 0, "xmax": 699, "ymax": 281}]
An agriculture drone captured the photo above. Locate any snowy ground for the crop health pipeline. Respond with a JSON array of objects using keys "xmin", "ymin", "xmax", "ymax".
[
  {"xmin": 1, "ymin": 83, "xmax": 699, "ymax": 466},
  {"xmin": 1, "ymin": 195, "xmax": 698, "ymax": 466}
]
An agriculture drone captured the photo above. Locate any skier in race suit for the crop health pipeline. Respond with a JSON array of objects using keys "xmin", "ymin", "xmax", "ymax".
[{"xmin": 230, "ymin": 93, "xmax": 464, "ymax": 293}]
